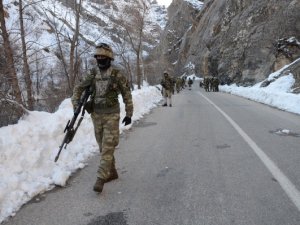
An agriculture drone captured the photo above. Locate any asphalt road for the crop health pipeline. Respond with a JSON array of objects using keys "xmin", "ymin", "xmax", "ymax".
[{"xmin": 3, "ymin": 84, "xmax": 300, "ymax": 225}]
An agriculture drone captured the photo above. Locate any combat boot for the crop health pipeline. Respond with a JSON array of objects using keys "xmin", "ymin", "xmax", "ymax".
[
  {"xmin": 93, "ymin": 177, "xmax": 105, "ymax": 193},
  {"xmin": 105, "ymin": 168, "xmax": 119, "ymax": 183},
  {"xmin": 162, "ymin": 103, "xmax": 167, "ymax": 107}
]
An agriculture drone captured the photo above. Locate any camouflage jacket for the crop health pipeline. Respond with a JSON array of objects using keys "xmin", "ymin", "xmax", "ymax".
[
  {"xmin": 160, "ymin": 75, "xmax": 174, "ymax": 91},
  {"xmin": 71, "ymin": 66, "xmax": 133, "ymax": 117}
]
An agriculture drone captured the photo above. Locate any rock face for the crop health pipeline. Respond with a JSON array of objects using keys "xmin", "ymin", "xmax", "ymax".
[
  {"xmin": 156, "ymin": 0, "xmax": 300, "ymax": 86},
  {"xmin": 148, "ymin": 0, "xmax": 203, "ymax": 81}
]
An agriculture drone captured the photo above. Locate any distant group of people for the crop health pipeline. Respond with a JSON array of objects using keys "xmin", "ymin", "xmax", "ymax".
[
  {"xmin": 201, "ymin": 77, "xmax": 220, "ymax": 92},
  {"xmin": 160, "ymin": 72, "xmax": 221, "ymax": 107}
]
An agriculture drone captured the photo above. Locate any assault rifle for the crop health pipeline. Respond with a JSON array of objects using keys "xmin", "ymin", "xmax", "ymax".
[{"xmin": 54, "ymin": 87, "xmax": 91, "ymax": 162}]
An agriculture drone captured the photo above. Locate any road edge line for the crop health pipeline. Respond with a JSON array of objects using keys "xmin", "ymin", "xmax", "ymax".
[{"xmin": 198, "ymin": 92, "xmax": 300, "ymax": 212}]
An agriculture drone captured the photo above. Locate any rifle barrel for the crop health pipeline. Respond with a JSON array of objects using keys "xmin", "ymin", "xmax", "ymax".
[{"xmin": 54, "ymin": 87, "xmax": 91, "ymax": 162}]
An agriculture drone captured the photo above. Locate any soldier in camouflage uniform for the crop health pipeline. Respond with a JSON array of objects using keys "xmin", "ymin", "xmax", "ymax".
[
  {"xmin": 160, "ymin": 71, "xmax": 173, "ymax": 107},
  {"xmin": 181, "ymin": 77, "xmax": 186, "ymax": 89},
  {"xmin": 71, "ymin": 43, "xmax": 133, "ymax": 193},
  {"xmin": 204, "ymin": 77, "xmax": 210, "ymax": 92},
  {"xmin": 188, "ymin": 78, "xmax": 193, "ymax": 90},
  {"xmin": 212, "ymin": 77, "xmax": 220, "ymax": 92},
  {"xmin": 175, "ymin": 77, "xmax": 182, "ymax": 93}
]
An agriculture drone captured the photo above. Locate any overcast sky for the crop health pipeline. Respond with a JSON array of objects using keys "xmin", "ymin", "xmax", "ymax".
[{"xmin": 156, "ymin": 0, "xmax": 172, "ymax": 7}]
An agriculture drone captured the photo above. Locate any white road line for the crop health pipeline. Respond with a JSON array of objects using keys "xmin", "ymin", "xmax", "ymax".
[{"xmin": 198, "ymin": 92, "xmax": 300, "ymax": 212}]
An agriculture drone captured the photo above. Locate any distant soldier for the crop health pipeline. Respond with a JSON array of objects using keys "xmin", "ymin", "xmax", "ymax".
[
  {"xmin": 199, "ymin": 79, "xmax": 204, "ymax": 88},
  {"xmin": 176, "ymin": 77, "xmax": 182, "ymax": 93},
  {"xmin": 188, "ymin": 78, "xmax": 193, "ymax": 90},
  {"xmin": 161, "ymin": 71, "xmax": 173, "ymax": 107},
  {"xmin": 171, "ymin": 75, "xmax": 176, "ymax": 94},
  {"xmin": 204, "ymin": 77, "xmax": 210, "ymax": 92},
  {"xmin": 209, "ymin": 77, "xmax": 214, "ymax": 91},
  {"xmin": 212, "ymin": 77, "xmax": 220, "ymax": 92},
  {"xmin": 181, "ymin": 77, "xmax": 186, "ymax": 89},
  {"xmin": 71, "ymin": 43, "xmax": 133, "ymax": 193}
]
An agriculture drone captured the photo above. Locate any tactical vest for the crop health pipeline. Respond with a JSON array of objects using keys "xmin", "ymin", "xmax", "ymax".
[
  {"xmin": 162, "ymin": 76, "xmax": 173, "ymax": 90},
  {"xmin": 90, "ymin": 68, "xmax": 121, "ymax": 114}
]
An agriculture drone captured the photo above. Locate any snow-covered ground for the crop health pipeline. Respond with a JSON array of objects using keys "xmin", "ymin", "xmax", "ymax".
[
  {"xmin": 0, "ymin": 83, "xmax": 163, "ymax": 223},
  {"xmin": 1, "ymin": 63, "xmax": 300, "ymax": 223},
  {"xmin": 220, "ymin": 61, "xmax": 300, "ymax": 115}
]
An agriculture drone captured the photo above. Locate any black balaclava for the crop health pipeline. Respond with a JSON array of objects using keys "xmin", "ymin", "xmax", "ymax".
[{"xmin": 97, "ymin": 57, "xmax": 111, "ymax": 70}]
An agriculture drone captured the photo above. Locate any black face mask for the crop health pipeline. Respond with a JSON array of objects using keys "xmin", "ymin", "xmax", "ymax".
[{"xmin": 97, "ymin": 58, "xmax": 111, "ymax": 70}]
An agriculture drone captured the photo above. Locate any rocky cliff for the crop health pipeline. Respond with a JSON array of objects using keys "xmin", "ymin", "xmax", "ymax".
[
  {"xmin": 147, "ymin": 0, "xmax": 203, "ymax": 82},
  {"xmin": 154, "ymin": 0, "xmax": 300, "ymax": 88}
]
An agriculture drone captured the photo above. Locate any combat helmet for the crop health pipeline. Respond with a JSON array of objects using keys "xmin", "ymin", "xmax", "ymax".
[{"xmin": 94, "ymin": 43, "xmax": 114, "ymax": 60}]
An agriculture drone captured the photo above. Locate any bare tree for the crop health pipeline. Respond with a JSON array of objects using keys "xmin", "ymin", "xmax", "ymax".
[
  {"xmin": 112, "ymin": 31, "xmax": 135, "ymax": 89},
  {"xmin": 118, "ymin": 0, "xmax": 150, "ymax": 89},
  {"xmin": 18, "ymin": 0, "xmax": 34, "ymax": 109},
  {"xmin": 68, "ymin": 0, "xmax": 82, "ymax": 90},
  {"xmin": 43, "ymin": 0, "xmax": 97, "ymax": 95},
  {"xmin": 0, "ymin": 0, "xmax": 24, "ymax": 106},
  {"xmin": 42, "ymin": 2, "xmax": 71, "ymax": 94}
]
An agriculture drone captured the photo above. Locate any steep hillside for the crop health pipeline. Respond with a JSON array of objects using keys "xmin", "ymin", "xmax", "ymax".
[
  {"xmin": 154, "ymin": 0, "xmax": 300, "ymax": 88},
  {"xmin": 147, "ymin": 0, "xmax": 203, "ymax": 82},
  {"xmin": 0, "ymin": 0, "xmax": 167, "ymax": 125},
  {"xmin": 5, "ymin": 0, "xmax": 167, "ymax": 75},
  {"xmin": 2, "ymin": 0, "xmax": 166, "ymax": 108},
  {"xmin": 186, "ymin": 0, "xmax": 300, "ymax": 85}
]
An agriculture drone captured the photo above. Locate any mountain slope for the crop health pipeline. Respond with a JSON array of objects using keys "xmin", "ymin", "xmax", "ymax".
[{"xmin": 153, "ymin": 0, "xmax": 300, "ymax": 87}]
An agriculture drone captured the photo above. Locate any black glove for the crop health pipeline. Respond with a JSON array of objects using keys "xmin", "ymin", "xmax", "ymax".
[{"xmin": 122, "ymin": 116, "xmax": 131, "ymax": 126}]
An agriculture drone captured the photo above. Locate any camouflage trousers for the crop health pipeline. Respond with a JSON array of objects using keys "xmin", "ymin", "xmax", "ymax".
[
  {"xmin": 162, "ymin": 88, "xmax": 172, "ymax": 105},
  {"xmin": 91, "ymin": 112, "xmax": 120, "ymax": 180}
]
